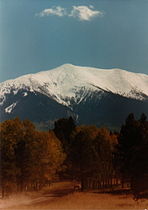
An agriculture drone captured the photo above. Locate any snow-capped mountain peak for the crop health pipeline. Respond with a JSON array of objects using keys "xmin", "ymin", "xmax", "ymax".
[{"xmin": 0, "ymin": 64, "xmax": 148, "ymax": 107}]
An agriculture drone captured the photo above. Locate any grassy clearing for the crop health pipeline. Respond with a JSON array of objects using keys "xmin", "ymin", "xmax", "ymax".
[{"xmin": 1, "ymin": 181, "xmax": 148, "ymax": 210}]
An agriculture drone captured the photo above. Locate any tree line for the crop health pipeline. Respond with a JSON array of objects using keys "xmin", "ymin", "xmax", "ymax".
[{"xmin": 0, "ymin": 113, "xmax": 148, "ymax": 198}]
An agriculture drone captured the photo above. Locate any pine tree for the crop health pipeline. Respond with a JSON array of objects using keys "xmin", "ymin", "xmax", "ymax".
[
  {"xmin": 53, "ymin": 117, "xmax": 76, "ymax": 152},
  {"xmin": 115, "ymin": 113, "xmax": 148, "ymax": 190}
]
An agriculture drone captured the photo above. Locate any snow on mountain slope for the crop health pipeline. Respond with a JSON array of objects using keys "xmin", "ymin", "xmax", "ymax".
[
  {"xmin": 0, "ymin": 64, "xmax": 148, "ymax": 107},
  {"xmin": 5, "ymin": 102, "xmax": 17, "ymax": 114}
]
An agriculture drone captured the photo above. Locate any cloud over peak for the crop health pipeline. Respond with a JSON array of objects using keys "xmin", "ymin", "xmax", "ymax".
[
  {"xmin": 37, "ymin": 5, "xmax": 104, "ymax": 21},
  {"xmin": 69, "ymin": 5, "xmax": 103, "ymax": 21},
  {"xmin": 39, "ymin": 6, "xmax": 66, "ymax": 17}
]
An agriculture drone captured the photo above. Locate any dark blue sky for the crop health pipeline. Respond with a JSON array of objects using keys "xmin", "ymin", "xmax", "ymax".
[{"xmin": 0, "ymin": 0, "xmax": 148, "ymax": 82}]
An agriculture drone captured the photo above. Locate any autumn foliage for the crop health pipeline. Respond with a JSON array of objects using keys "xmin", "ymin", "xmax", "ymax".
[
  {"xmin": 0, "ymin": 113, "xmax": 148, "ymax": 199},
  {"xmin": 0, "ymin": 118, "xmax": 65, "ymax": 197}
]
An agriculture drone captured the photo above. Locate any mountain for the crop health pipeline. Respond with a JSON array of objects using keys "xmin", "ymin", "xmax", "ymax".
[{"xmin": 0, "ymin": 64, "xmax": 148, "ymax": 129}]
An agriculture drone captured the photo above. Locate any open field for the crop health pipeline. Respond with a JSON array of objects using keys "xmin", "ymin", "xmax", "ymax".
[{"xmin": 1, "ymin": 181, "xmax": 148, "ymax": 210}]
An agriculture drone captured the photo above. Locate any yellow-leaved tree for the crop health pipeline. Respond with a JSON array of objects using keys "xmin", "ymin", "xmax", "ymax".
[{"xmin": 0, "ymin": 118, "xmax": 65, "ymax": 197}]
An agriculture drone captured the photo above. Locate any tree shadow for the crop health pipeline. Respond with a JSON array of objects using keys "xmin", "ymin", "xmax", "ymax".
[
  {"xmin": 93, "ymin": 188, "xmax": 131, "ymax": 196},
  {"xmin": 43, "ymin": 188, "xmax": 74, "ymax": 197}
]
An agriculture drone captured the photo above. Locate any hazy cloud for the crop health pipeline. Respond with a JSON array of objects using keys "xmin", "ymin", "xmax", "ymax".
[
  {"xmin": 38, "ymin": 6, "xmax": 66, "ymax": 17},
  {"xmin": 69, "ymin": 6, "xmax": 103, "ymax": 21},
  {"xmin": 37, "ymin": 5, "xmax": 104, "ymax": 21}
]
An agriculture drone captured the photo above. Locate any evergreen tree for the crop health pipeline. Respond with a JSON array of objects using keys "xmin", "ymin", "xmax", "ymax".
[
  {"xmin": 115, "ymin": 113, "xmax": 148, "ymax": 185},
  {"xmin": 53, "ymin": 117, "xmax": 76, "ymax": 152}
]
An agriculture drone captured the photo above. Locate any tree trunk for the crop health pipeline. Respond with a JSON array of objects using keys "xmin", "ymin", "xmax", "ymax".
[
  {"xmin": 121, "ymin": 178, "xmax": 124, "ymax": 188},
  {"xmin": 1, "ymin": 186, "xmax": 5, "ymax": 198},
  {"xmin": 81, "ymin": 177, "xmax": 85, "ymax": 191}
]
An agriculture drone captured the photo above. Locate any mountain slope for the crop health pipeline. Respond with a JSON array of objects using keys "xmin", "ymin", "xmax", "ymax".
[{"xmin": 0, "ymin": 64, "xmax": 148, "ymax": 128}]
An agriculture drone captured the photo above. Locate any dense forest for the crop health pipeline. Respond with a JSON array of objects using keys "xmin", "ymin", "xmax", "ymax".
[{"xmin": 0, "ymin": 113, "xmax": 148, "ymax": 199}]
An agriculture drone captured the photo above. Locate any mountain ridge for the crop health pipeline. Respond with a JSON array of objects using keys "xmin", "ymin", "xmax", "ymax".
[
  {"xmin": 0, "ymin": 64, "xmax": 148, "ymax": 128},
  {"xmin": 0, "ymin": 64, "xmax": 148, "ymax": 107}
]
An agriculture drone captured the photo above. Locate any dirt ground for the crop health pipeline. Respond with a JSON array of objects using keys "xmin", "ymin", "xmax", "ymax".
[{"xmin": 0, "ymin": 181, "xmax": 148, "ymax": 210}]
